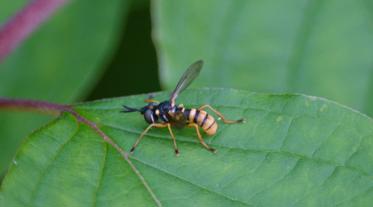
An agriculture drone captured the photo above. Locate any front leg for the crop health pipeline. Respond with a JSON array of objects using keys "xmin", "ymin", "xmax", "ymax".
[
  {"xmin": 130, "ymin": 123, "xmax": 167, "ymax": 154},
  {"xmin": 130, "ymin": 123, "xmax": 180, "ymax": 156},
  {"xmin": 144, "ymin": 93, "xmax": 159, "ymax": 103}
]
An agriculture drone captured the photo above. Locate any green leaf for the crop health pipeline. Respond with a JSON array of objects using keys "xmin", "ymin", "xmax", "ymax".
[
  {"xmin": 0, "ymin": 0, "xmax": 130, "ymax": 172},
  {"xmin": 0, "ymin": 0, "xmax": 26, "ymax": 20},
  {"xmin": 2, "ymin": 88, "xmax": 373, "ymax": 206},
  {"xmin": 152, "ymin": 0, "xmax": 373, "ymax": 116}
]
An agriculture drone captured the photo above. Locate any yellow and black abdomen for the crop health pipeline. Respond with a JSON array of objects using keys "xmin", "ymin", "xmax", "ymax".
[{"xmin": 184, "ymin": 108, "xmax": 218, "ymax": 135}]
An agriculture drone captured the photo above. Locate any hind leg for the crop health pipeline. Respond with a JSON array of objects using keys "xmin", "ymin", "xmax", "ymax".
[
  {"xmin": 198, "ymin": 104, "xmax": 244, "ymax": 124},
  {"xmin": 188, "ymin": 123, "xmax": 216, "ymax": 153}
]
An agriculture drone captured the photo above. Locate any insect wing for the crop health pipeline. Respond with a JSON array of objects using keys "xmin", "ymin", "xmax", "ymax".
[
  {"xmin": 170, "ymin": 60, "xmax": 203, "ymax": 105},
  {"xmin": 168, "ymin": 111, "xmax": 187, "ymax": 128}
]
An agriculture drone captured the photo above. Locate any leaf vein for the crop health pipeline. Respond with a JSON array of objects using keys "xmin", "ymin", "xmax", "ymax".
[
  {"xmin": 247, "ymin": 158, "xmax": 301, "ymax": 202},
  {"xmin": 335, "ymin": 184, "xmax": 373, "ymax": 207},
  {"xmin": 103, "ymin": 124, "xmax": 372, "ymax": 177},
  {"xmin": 29, "ymin": 118, "xmax": 80, "ymax": 205},
  {"xmin": 92, "ymin": 142, "xmax": 108, "ymax": 207},
  {"xmin": 130, "ymin": 157, "xmax": 253, "ymax": 207},
  {"xmin": 290, "ymin": 166, "xmax": 337, "ymax": 207}
]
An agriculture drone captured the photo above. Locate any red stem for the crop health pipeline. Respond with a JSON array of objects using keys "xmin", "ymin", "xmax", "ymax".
[
  {"xmin": 0, "ymin": 0, "xmax": 67, "ymax": 62},
  {"xmin": 0, "ymin": 97, "xmax": 71, "ymax": 113}
]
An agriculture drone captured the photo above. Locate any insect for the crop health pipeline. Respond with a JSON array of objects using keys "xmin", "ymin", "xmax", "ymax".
[{"xmin": 122, "ymin": 60, "xmax": 244, "ymax": 155}]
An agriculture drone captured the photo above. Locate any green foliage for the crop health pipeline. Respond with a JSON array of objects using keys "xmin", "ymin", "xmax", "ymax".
[
  {"xmin": 88, "ymin": 1, "xmax": 160, "ymax": 100},
  {"xmin": 0, "ymin": 0, "xmax": 130, "ymax": 172},
  {"xmin": 2, "ymin": 89, "xmax": 373, "ymax": 207},
  {"xmin": 1, "ymin": 0, "xmax": 373, "ymax": 206},
  {"xmin": 153, "ymin": 0, "xmax": 373, "ymax": 116},
  {"xmin": 0, "ymin": 0, "xmax": 26, "ymax": 20}
]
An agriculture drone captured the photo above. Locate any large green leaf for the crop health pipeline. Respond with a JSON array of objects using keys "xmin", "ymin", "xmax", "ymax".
[
  {"xmin": 1, "ymin": 89, "xmax": 373, "ymax": 206},
  {"xmin": 0, "ymin": 0, "xmax": 130, "ymax": 172},
  {"xmin": 152, "ymin": 0, "xmax": 373, "ymax": 116}
]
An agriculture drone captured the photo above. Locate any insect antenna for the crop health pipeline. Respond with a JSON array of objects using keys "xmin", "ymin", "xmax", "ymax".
[{"xmin": 121, "ymin": 105, "xmax": 140, "ymax": 113}]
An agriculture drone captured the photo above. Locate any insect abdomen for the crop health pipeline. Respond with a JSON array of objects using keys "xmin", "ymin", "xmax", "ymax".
[{"xmin": 185, "ymin": 108, "xmax": 217, "ymax": 135}]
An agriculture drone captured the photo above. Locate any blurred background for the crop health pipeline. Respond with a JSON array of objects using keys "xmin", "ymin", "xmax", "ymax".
[{"xmin": 0, "ymin": 0, "xmax": 372, "ymax": 181}]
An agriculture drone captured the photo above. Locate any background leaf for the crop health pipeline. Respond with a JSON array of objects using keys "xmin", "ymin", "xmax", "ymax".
[
  {"xmin": 152, "ymin": 0, "xmax": 373, "ymax": 116},
  {"xmin": 88, "ymin": 0, "xmax": 160, "ymax": 100},
  {"xmin": 1, "ymin": 89, "xmax": 373, "ymax": 206},
  {"xmin": 0, "ymin": 0, "xmax": 130, "ymax": 173}
]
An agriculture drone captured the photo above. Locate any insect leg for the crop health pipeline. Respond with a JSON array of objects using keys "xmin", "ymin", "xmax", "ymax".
[
  {"xmin": 198, "ymin": 104, "xmax": 244, "ymax": 124},
  {"xmin": 130, "ymin": 123, "xmax": 167, "ymax": 154},
  {"xmin": 166, "ymin": 123, "xmax": 180, "ymax": 156},
  {"xmin": 188, "ymin": 123, "xmax": 216, "ymax": 153}
]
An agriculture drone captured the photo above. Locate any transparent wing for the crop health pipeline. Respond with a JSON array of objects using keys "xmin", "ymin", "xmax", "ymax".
[{"xmin": 170, "ymin": 60, "xmax": 203, "ymax": 105}]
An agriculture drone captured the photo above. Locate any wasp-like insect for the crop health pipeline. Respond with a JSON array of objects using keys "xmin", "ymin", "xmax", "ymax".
[{"xmin": 122, "ymin": 60, "xmax": 244, "ymax": 155}]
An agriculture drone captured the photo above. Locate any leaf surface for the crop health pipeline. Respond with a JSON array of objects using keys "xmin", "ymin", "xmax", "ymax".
[
  {"xmin": 152, "ymin": 0, "xmax": 373, "ymax": 116},
  {"xmin": 1, "ymin": 88, "xmax": 373, "ymax": 207},
  {"xmin": 0, "ymin": 0, "xmax": 130, "ymax": 172}
]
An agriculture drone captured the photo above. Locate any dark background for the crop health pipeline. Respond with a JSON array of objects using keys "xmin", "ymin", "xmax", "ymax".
[{"xmin": 88, "ymin": 0, "xmax": 160, "ymax": 100}]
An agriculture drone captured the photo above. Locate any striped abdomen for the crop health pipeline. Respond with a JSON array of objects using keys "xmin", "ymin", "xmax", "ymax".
[{"xmin": 184, "ymin": 108, "xmax": 217, "ymax": 135}]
